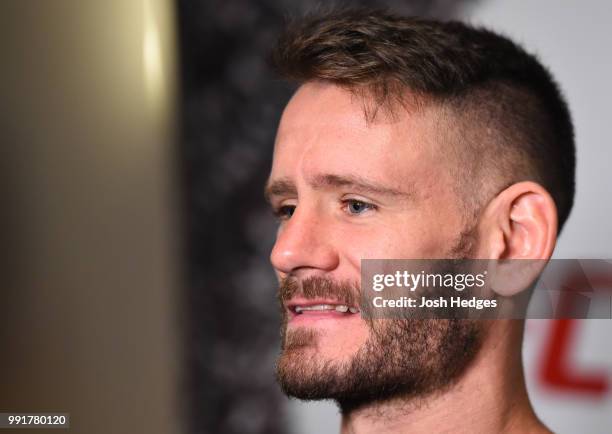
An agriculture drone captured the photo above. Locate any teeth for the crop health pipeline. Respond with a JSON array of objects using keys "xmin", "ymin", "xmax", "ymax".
[
  {"xmin": 293, "ymin": 304, "xmax": 359, "ymax": 314},
  {"xmin": 295, "ymin": 304, "xmax": 335, "ymax": 313}
]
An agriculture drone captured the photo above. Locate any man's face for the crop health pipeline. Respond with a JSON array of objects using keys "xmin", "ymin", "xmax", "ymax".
[{"xmin": 267, "ymin": 82, "xmax": 481, "ymax": 406}]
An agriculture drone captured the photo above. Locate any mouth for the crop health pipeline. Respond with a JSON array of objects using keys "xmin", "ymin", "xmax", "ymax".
[{"xmin": 285, "ymin": 298, "xmax": 361, "ymax": 324}]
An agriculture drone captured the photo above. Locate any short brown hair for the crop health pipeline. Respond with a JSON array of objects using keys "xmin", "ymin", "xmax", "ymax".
[{"xmin": 271, "ymin": 8, "xmax": 575, "ymax": 231}]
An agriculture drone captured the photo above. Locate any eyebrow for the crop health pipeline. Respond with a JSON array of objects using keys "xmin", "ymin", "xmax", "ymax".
[
  {"xmin": 264, "ymin": 178, "xmax": 298, "ymax": 203},
  {"xmin": 264, "ymin": 173, "xmax": 415, "ymax": 203}
]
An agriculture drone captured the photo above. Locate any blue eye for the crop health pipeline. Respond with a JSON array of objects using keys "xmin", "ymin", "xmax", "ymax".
[{"xmin": 345, "ymin": 200, "xmax": 374, "ymax": 215}]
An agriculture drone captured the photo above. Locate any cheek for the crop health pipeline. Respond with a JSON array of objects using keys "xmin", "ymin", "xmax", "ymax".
[{"xmin": 340, "ymin": 221, "xmax": 448, "ymax": 270}]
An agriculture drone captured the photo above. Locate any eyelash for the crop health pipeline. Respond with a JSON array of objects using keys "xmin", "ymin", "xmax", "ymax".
[
  {"xmin": 343, "ymin": 199, "xmax": 377, "ymax": 215},
  {"xmin": 272, "ymin": 199, "xmax": 377, "ymax": 220},
  {"xmin": 273, "ymin": 205, "xmax": 296, "ymax": 220}
]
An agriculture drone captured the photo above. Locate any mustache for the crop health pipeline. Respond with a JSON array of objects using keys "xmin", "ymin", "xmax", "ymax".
[{"xmin": 278, "ymin": 275, "xmax": 360, "ymax": 306}]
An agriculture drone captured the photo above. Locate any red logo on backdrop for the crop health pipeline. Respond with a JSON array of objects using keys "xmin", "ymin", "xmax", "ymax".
[{"xmin": 539, "ymin": 271, "xmax": 612, "ymax": 396}]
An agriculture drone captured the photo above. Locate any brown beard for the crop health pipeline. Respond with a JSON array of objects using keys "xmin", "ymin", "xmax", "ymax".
[{"xmin": 275, "ymin": 229, "xmax": 483, "ymax": 412}]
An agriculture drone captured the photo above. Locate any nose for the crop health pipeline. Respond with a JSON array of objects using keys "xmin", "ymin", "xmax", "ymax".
[{"xmin": 270, "ymin": 205, "xmax": 340, "ymax": 276}]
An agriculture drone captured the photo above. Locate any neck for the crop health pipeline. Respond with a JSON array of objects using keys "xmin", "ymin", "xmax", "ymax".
[{"xmin": 339, "ymin": 320, "xmax": 550, "ymax": 434}]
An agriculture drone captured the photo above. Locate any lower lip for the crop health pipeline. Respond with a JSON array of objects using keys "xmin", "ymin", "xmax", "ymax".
[{"xmin": 288, "ymin": 310, "xmax": 361, "ymax": 325}]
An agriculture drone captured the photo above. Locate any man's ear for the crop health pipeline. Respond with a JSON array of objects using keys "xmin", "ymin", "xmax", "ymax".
[
  {"xmin": 478, "ymin": 181, "xmax": 558, "ymax": 260},
  {"xmin": 475, "ymin": 181, "xmax": 558, "ymax": 296}
]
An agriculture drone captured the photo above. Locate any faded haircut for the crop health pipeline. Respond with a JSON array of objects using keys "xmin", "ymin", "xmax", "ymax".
[{"xmin": 270, "ymin": 8, "xmax": 575, "ymax": 230}]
